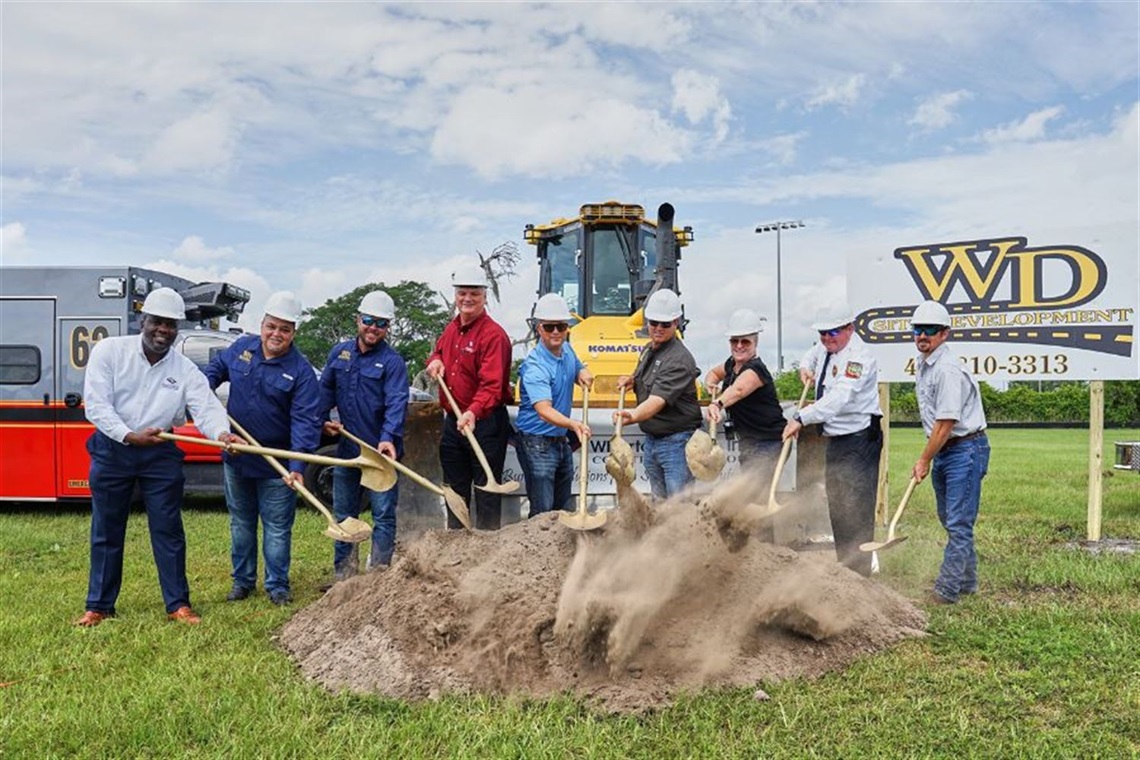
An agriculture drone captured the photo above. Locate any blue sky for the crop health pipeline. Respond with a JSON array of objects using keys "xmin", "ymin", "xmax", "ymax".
[{"xmin": 3, "ymin": 2, "xmax": 1137, "ymax": 373}]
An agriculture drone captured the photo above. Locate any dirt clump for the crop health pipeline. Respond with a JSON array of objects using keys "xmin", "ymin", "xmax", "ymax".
[{"xmin": 280, "ymin": 477, "xmax": 927, "ymax": 712}]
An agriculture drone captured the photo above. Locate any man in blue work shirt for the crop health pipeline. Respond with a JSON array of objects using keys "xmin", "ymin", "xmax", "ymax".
[
  {"xmin": 516, "ymin": 294, "xmax": 593, "ymax": 515},
  {"xmin": 318, "ymin": 290, "xmax": 409, "ymax": 580},
  {"xmin": 205, "ymin": 291, "xmax": 321, "ymax": 606}
]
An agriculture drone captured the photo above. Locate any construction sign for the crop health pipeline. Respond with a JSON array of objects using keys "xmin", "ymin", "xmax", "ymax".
[{"xmin": 849, "ymin": 235, "xmax": 1139, "ymax": 382}]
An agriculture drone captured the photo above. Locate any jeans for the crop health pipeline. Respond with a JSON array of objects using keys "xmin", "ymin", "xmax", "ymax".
[
  {"xmin": 440, "ymin": 406, "xmax": 510, "ymax": 530},
  {"xmin": 332, "ymin": 465, "xmax": 398, "ymax": 572},
  {"xmin": 223, "ymin": 464, "xmax": 297, "ymax": 594},
  {"xmin": 642, "ymin": 429, "xmax": 695, "ymax": 499},
  {"xmin": 85, "ymin": 432, "xmax": 189, "ymax": 615},
  {"xmin": 932, "ymin": 435, "xmax": 990, "ymax": 601},
  {"xmin": 825, "ymin": 427, "xmax": 882, "ymax": 577},
  {"xmin": 516, "ymin": 433, "xmax": 575, "ymax": 515}
]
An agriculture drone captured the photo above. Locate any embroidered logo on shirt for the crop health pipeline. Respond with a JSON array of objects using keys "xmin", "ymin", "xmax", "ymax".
[
  {"xmin": 238, "ymin": 350, "xmax": 253, "ymax": 363},
  {"xmin": 162, "ymin": 377, "xmax": 179, "ymax": 389},
  {"xmin": 462, "ymin": 343, "xmax": 475, "ymax": 354},
  {"xmin": 844, "ymin": 361, "xmax": 863, "ymax": 379},
  {"xmin": 338, "ymin": 349, "xmax": 351, "ymax": 361}
]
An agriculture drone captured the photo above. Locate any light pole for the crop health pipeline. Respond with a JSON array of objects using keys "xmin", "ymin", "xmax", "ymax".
[{"xmin": 754, "ymin": 220, "xmax": 805, "ymax": 372}]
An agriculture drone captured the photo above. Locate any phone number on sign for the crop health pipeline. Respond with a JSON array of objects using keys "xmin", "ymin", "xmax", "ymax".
[{"xmin": 904, "ymin": 354, "xmax": 1070, "ymax": 376}]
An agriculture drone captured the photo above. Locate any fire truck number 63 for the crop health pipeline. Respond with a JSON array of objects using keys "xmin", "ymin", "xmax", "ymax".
[{"xmin": 70, "ymin": 325, "xmax": 110, "ymax": 369}]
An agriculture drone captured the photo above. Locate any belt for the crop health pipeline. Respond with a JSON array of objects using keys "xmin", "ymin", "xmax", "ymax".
[
  {"xmin": 826, "ymin": 425, "xmax": 872, "ymax": 441},
  {"xmin": 943, "ymin": 430, "xmax": 986, "ymax": 449}
]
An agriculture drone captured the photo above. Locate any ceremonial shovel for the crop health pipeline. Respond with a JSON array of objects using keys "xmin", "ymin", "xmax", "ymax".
[
  {"xmin": 560, "ymin": 386, "xmax": 606, "ymax": 531},
  {"xmin": 604, "ymin": 390, "xmax": 635, "ymax": 487},
  {"xmin": 764, "ymin": 381, "xmax": 813, "ymax": 516},
  {"xmin": 860, "ymin": 477, "xmax": 918, "ymax": 553},
  {"xmin": 336, "ymin": 426, "xmax": 472, "ymax": 531},
  {"xmin": 225, "ymin": 417, "xmax": 371, "ymax": 543},
  {"xmin": 158, "ymin": 432, "xmax": 397, "ymax": 493},
  {"xmin": 436, "ymin": 377, "xmax": 519, "ymax": 494}
]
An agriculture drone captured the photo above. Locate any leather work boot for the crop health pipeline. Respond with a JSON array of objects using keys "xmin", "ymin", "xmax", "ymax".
[
  {"xmin": 75, "ymin": 610, "xmax": 112, "ymax": 627},
  {"xmin": 167, "ymin": 606, "xmax": 202, "ymax": 625},
  {"xmin": 226, "ymin": 585, "xmax": 254, "ymax": 602},
  {"xmin": 269, "ymin": 590, "xmax": 293, "ymax": 606}
]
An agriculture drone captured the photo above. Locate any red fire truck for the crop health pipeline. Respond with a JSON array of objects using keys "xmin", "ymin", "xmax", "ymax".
[{"xmin": 0, "ymin": 266, "xmax": 250, "ymax": 501}]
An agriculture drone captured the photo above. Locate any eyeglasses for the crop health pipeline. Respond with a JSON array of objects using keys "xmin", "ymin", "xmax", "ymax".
[
  {"xmin": 912, "ymin": 325, "xmax": 944, "ymax": 337},
  {"xmin": 729, "ymin": 337, "xmax": 754, "ymax": 346},
  {"xmin": 360, "ymin": 315, "xmax": 390, "ymax": 328},
  {"xmin": 818, "ymin": 327, "xmax": 844, "ymax": 338},
  {"xmin": 647, "ymin": 319, "xmax": 673, "ymax": 329},
  {"xmin": 540, "ymin": 322, "xmax": 569, "ymax": 334}
]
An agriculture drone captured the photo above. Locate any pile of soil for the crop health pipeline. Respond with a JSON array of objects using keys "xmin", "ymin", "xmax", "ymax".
[{"xmin": 280, "ymin": 476, "xmax": 927, "ymax": 712}]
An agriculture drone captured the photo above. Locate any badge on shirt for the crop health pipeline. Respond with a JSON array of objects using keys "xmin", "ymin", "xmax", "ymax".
[
  {"xmin": 844, "ymin": 361, "xmax": 863, "ymax": 379},
  {"xmin": 239, "ymin": 350, "xmax": 253, "ymax": 363},
  {"xmin": 162, "ymin": 376, "xmax": 180, "ymax": 390},
  {"xmin": 338, "ymin": 349, "xmax": 351, "ymax": 361}
]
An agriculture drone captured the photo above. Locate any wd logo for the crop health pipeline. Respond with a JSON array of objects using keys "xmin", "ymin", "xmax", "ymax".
[{"xmin": 856, "ymin": 236, "xmax": 1134, "ymax": 357}]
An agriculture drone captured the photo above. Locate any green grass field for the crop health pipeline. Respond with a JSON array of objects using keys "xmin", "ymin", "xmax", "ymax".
[{"xmin": 2, "ymin": 429, "xmax": 1138, "ymax": 758}]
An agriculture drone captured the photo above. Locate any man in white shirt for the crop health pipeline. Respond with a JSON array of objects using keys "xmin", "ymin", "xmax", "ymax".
[
  {"xmin": 76, "ymin": 288, "xmax": 240, "ymax": 627},
  {"xmin": 784, "ymin": 307, "xmax": 883, "ymax": 576}
]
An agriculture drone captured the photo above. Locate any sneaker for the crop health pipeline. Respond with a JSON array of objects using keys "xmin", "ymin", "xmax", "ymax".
[
  {"xmin": 226, "ymin": 585, "xmax": 254, "ymax": 602},
  {"xmin": 268, "ymin": 590, "xmax": 293, "ymax": 606}
]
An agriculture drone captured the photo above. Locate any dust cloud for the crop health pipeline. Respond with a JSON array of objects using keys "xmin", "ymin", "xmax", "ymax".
[{"xmin": 280, "ymin": 474, "xmax": 926, "ymax": 712}]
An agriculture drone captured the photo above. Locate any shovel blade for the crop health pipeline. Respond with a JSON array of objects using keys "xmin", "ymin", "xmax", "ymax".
[
  {"xmin": 860, "ymin": 535, "xmax": 908, "ymax": 553},
  {"xmin": 355, "ymin": 449, "xmax": 397, "ymax": 492},
  {"xmin": 442, "ymin": 486, "xmax": 472, "ymax": 530},
  {"xmin": 325, "ymin": 517, "xmax": 372, "ymax": 544},
  {"xmin": 558, "ymin": 509, "xmax": 608, "ymax": 531},
  {"xmin": 475, "ymin": 479, "xmax": 520, "ymax": 494}
]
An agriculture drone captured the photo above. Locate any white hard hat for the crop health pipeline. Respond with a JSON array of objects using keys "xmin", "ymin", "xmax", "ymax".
[
  {"xmin": 451, "ymin": 264, "xmax": 490, "ymax": 289},
  {"xmin": 263, "ymin": 291, "xmax": 303, "ymax": 323},
  {"xmin": 811, "ymin": 305, "xmax": 854, "ymax": 332},
  {"xmin": 358, "ymin": 290, "xmax": 396, "ymax": 319},
  {"xmin": 643, "ymin": 289, "xmax": 683, "ymax": 322},
  {"xmin": 533, "ymin": 293, "xmax": 573, "ymax": 322},
  {"xmin": 910, "ymin": 300, "xmax": 952, "ymax": 327},
  {"xmin": 141, "ymin": 287, "xmax": 186, "ymax": 320},
  {"xmin": 725, "ymin": 308, "xmax": 764, "ymax": 337}
]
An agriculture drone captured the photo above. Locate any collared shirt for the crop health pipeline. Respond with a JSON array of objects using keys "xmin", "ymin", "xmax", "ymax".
[
  {"xmin": 428, "ymin": 311, "xmax": 512, "ymax": 420},
  {"xmin": 516, "ymin": 341, "xmax": 584, "ymax": 436},
  {"xmin": 204, "ymin": 334, "xmax": 321, "ymax": 478},
  {"xmin": 632, "ymin": 336, "xmax": 702, "ymax": 438},
  {"xmin": 84, "ymin": 334, "xmax": 229, "ymax": 444},
  {"xmin": 916, "ymin": 343, "xmax": 987, "ymax": 438},
  {"xmin": 319, "ymin": 337, "xmax": 409, "ymax": 459},
  {"xmin": 798, "ymin": 337, "xmax": 882, "ymax": 436}
]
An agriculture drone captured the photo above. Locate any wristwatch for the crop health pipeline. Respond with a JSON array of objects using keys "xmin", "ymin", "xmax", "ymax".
[
  {"xmin": 792, "ymin": 410, "xmax": 802, "ymax": 423},
  {"xmin": 715, "ymin": 399, "xmax": 725, "ymax": 410}
]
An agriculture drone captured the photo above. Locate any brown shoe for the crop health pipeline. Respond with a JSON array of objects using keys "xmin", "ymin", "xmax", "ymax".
[
  {"xmin": 75, "ymin": 610, "xmax": 111, "ymax": 627},
  {"xmin": 167, "ymin": 606, "xmax": 202, "ymax": 625}
]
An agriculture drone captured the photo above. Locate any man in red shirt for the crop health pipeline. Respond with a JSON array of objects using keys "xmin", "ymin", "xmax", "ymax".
[{"xmin": 426, "ymin": 265, "xmax": 514, "ymax": 530}]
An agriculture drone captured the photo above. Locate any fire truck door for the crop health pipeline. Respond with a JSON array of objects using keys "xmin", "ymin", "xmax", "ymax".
[
  {"xmin": 0, "ymin": 298, "xmax": 57, "ymax": 499},
  {"xmin": 56, "ymin": 317, "xmax": 121, "ymax": 497}
]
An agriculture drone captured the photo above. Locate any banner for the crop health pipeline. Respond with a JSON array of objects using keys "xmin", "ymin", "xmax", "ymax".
[{"xmin": 849, "ymin": 235, "xmax": 1138, "ymax": 382}]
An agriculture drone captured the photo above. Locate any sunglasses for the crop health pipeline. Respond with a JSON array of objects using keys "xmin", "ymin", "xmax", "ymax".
[
  {"xmin": 912, "ymin": 325, "xmax": 945, "ymax": 337},
  {"xmin": 818, "ymin": 327, "xmax": 845, "ymax": 338},
  {"xmin": 647, "ymin": 319, "xmax": 673, "ymax": 329},
  {"xmin": 360, "ymin": 315, "xmax": 390, "ymax": 328},
  {"xmin": 540, "ymin": 322, "xmax": 569, "ymax": 334},
  {"xmin": 729, "ymin": 337, "xmax": 754, "ymax": 346}
]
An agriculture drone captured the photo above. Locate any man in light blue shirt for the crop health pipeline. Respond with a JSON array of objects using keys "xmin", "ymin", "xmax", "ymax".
[{"xmin": 516, "ymin": 294, "xmax": 593, "ymax": 515}]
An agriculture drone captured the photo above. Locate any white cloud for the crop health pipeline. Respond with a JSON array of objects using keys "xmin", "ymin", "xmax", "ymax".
[
  {"xmin": 805, "ymin": 73, "xmax": 866, "ymax": 110},
  {"xmin": 172, "ymin": 235, "xmax": 233, "ymax": 263},
  {"xmin": 671, "ymin": 69, "xmax": 732, "ymax": 143},
  {"xmin": 1, "ymin": 222, "xmax": 30, "ymax": 263},
  {"xmin": 909, "ymin": 90, "xmax": 973, "ymax": 131},
  {"xmin": 980, "ymin": 106, "xmax": 1065, "ymax": 144},
  {"xmin": 143, "ymin": 108, "xmax": 241, "ymax": 174}
]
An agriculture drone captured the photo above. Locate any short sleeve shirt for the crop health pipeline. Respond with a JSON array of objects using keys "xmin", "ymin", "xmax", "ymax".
[
  {"xmin": 632, "ymin": 337, "xmax": 702, "ymax": 437},
  {"xmin": 916, "ymin": 343, "xmax": 987, "ymax": 438},
  {"xmin": 516, "ymin": 342, "xmax": 584, "ymax": 436}
]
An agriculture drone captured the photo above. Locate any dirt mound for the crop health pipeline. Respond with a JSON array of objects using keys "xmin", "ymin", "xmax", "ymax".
[{"xmin": 280, "ymin": 477, "xmax": 927, "ymax": 712}]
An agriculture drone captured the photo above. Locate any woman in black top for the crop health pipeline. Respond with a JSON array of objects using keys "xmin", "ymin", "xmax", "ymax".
[{"xmin": 705, "ymin": 309, "xmax": 786, "ymax": 467}]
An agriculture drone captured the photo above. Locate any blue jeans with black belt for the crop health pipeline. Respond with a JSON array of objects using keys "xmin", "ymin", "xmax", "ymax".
[
  {"xmin": 223, "ymin": 464, "xmax": 297, "ymax": 595},
  {"xmin": 932, "ymin": 435, "xmax": 990, "ymax": 601},
  {"xmin": 642, "ymin": 430, "xmax": 695, "ymax": 499},
  {"xmin": 516, "ymin": 432, "xmax": 575, "ymax": 515}
]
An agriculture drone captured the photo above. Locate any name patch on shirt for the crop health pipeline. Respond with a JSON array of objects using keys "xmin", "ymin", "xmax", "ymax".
[
  {"xmin": 239, "ymin": 350, "xmax": 253, "ymax": 363},
  {"xmin": 844, "ymin": 361, "xmax": 863, "ymax": 379}
]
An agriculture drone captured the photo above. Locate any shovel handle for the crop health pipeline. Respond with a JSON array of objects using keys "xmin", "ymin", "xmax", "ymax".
[
  {"xmin": 577, "ymin": 387, "xmax": 590, "ymax": 516},
  {"xmin": 158, "ymin": 432, "xmax": 353, "ymax": 468},
  {"xmin": 768, "ymin": 382, "xmax": 813, "ymax": 507},
  {"xmin": 885, "ymin": 477, "xmax": 919, "ymax": 541},
  {"xmin": 614, "ymin": 390, "xmax": 626, "ymax": 437},
  {"xmin": 437, "ymin": 376, "xmax": 499, "ymax": 483},
  {"xmin": 708, "ymin": 387, "xmax": 719, "ymax": 437},
  {"xmin": 225, "ymin": 417, "xmax": 339, "ymax": 527},
  {"xmin": 338, "ymin": 426, "xmax": 444, "ymax": 496}
]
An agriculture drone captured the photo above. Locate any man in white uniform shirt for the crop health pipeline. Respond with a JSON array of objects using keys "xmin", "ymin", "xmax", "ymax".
[
  {"xmin": 76, "ymin": 288, "xmax": 241, "ymax": 627},
  {"xmin": 784, "ymin": 307, "xmax": 882, "ymax": 577}
]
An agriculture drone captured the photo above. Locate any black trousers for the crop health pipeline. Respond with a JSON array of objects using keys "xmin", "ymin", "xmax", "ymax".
[
  {"xmin": 440, "ymin": 406, "xmax": 510, "ymax": 530},
  {"xmin": 825, "ymin": 425, "xmax": 882, "ymax": 577}
]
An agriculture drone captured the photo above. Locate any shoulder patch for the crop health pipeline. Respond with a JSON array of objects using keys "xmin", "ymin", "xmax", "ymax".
[
  {"xmin": 338, "ymin": 349, "xmax": 351, "ymax": 361},
  {"xmin": 844, "ymin": 361, "xmax": 863, "ymax": 379},
  {"xmin": 238, "ymin": 350, "xmax": 252, "ymax": 363}
]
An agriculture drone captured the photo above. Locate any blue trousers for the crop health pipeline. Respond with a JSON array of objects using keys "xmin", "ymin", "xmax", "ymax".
[
  {"xmin": 516, "ymin": 432, "xmax": 575, "ymax": 515},
  {"xmin": 223, "ymin": 465, "xmax": 297, "ymax": 594},
  {"xmin": 642, "ymin": 429, "xmax": 696, "ymax": 499},
  {"xmin": 332, "ymin": 466, "xmax": 398, "ymax": 571},
  {"xmin": 932, "ymin": 435, "xmax": 990, "ymax": 601},
  {"xmin": 85, "ymin": 432, "xmax": 190, "ymax": 615}
]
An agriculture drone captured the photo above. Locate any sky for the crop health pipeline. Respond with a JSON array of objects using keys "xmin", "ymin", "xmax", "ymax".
[{"xmin": 3, "ymin": 1, "xmax": 1138, "ymax": 375}]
